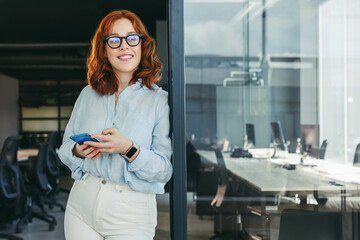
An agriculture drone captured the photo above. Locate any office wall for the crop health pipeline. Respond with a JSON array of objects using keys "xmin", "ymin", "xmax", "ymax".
[
  {"xmin": 186, "ymin": 63, "xmax": 301, "ymax": 148},
  {"xmin": 186, "ymin": 84, "xmax": 216, "ymax": 145},
  {"xmin": 0, "ymin": 73, "xmax": 19, "ymax": 148},
  {"xmin": 300, "ymin": 1, "xmax": 318, "ymax": 125},
  {"xmin": 319, "ymin": 0, "xmax": 360, "ymax": 163},
  {"xmin": 270, "ymin": 68, "xmax": 301, "ymax": 144},
  {"xmin": 217, "ymin": 85, "xmax": 271, "ymax": 148}
]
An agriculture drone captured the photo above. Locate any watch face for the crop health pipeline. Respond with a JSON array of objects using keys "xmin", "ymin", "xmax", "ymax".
[{"xmin": 126, "ymin": 146, "xmax": 137, "ymax": 158}]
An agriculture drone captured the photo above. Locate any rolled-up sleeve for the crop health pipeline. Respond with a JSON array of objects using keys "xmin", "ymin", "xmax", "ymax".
[{"xmin": 127, "ymin": 98, "xmax": 173, "ymax": 183}]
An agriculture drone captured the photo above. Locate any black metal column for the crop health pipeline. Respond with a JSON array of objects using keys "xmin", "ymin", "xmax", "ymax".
[{"xmin": 168, "ymin": 0, "xmax": 186, "ymax": 239}]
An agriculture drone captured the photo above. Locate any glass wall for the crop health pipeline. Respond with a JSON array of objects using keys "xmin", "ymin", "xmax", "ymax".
[{"xmin": 184, "ymin": 0, "xmax": 360, "ymax": 239}]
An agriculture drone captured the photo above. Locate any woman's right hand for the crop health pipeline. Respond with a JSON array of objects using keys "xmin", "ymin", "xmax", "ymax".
[{"xmin": 72, "ymin": 143, "xmax": 101, "ymax": 160}]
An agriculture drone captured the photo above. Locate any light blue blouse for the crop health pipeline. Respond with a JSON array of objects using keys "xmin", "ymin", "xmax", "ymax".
[{"xmin": 58, "ymin": 80, "xmax": 173, "ymax": 194}]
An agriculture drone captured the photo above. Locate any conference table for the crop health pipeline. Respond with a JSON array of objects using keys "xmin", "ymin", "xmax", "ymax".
[
  {"xmin": 196, "ymin": 149, "xmax": 360, "ymax": 239},
  {"xmin": 197, "ymin": 149, "xmax": 360, "ymax": 196}
]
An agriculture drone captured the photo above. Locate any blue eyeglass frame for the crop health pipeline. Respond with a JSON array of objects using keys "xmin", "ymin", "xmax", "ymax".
[{"xmin": 104, "ymin": 34, "xmax": 143, "ymax": 49}]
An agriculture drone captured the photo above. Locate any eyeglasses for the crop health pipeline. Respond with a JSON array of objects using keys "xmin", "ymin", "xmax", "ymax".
[{"xmin": 104, "ymin": 34, "xmax": 142, "ymax": 49}]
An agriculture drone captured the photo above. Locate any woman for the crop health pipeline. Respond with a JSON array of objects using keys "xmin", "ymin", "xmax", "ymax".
[{"xmin": 58, "ymin": 10, "xmax": 173, "ymax": 240}]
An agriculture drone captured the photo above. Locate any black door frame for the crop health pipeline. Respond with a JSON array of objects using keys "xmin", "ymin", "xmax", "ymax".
[{"xmin": 168, "ymin": 0, "xmax": 187, "ymax": 239}]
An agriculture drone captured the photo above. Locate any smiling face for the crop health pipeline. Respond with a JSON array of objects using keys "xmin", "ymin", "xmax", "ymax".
[{"xmin": 105, "ymin": 18, "xmax": 142, "ymax": 81}]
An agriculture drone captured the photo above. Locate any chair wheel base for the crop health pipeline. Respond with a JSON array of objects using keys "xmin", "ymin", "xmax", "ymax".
[
  {"xmin": 16, "ymin": 225, "xmax": 22, "ymax": 234},
  {"xmin": 49, "ymin": 224, "xmax": 55, "ymax": 231}
]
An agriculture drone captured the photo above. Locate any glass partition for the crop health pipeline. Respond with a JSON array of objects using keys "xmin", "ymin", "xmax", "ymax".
[{"xmin": 184, "ymin": 0, "xmax": 360, "ymax": 239}]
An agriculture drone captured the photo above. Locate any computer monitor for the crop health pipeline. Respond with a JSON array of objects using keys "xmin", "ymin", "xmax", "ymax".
[
  {"xmin": 271, "ymin": 121, "xmax": 287, "ymax": 151},
  {"xmin": 246, "ymin": 123, "xmax": 256, "ymax": 146},
  {"xmin": 300, "ymin": 124, "xmax": 319, "ymax": 158}
]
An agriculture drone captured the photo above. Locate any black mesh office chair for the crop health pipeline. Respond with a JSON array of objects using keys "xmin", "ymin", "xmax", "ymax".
[
  {"xmin": 194, "ymin": 148, "xmax": 247, "ymax": 239},
  {"xmin": 245, "ymin": 123, "xmax": 256, "ymax": 149},
  {"xmin": 209, "ymin": 149, "xmax": 231, "ymax": 240},
  {"xmin": 187, "ymin": 141, "xmax": 202, "ymax": 192},
  {"xmin": 210, "ymin": 149, "xmax": 244, "ymax": 240},
  {"xmin": 278, "ymin": 209, "xmax": 342, "ymax": 240},
  {"xmin": 353, "ymin": 143, "xmax": 360, "ymax": 166},
  {"xmin": 45, "ymin": 132, "xmax": 65, "ymax": 211},
  {"xmin": 195, "ymin": 148, "xmax": 221, "ymax": 216},
  {"xmin": 17, "ymin": 143, "xmax": 57, "ymax": 233},
  {"xmin": 0, "ymin": 136, "xmax": 24, "ymax": 240}
]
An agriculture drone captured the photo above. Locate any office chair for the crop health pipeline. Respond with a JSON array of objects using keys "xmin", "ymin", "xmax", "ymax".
[
  {"xmin": 278, "ymin": 209, "xmax": 342, "ymax": 240},
  {"xmin": 210, "ymin": 148, "xmax": 244, "ymax": 240},
  {"xmin": 193, "ymin": 147, "xmax": 243, "ymax": 239},
  {"xmin": 210, "ymin": 149, "xmax": 230, "ymax": 240},
  {"xmin": 45, "ymin": 132, "xmax": 66, "ymax": 211},
  {"xmin": 353, "ymin": 143, "xmax": 360, "ymax": 166},
  {"xmin": 17, "ymin": 143, "xmax": 57, "ymax": 233},
  {"xmin": 244, "ymin": 123, "xmax": 255, "ymax": 149},
  {"xmin": 318, "ymin": 139, "xmax": 328, "ymax": 159},
  {"xmin": 270, "ymin": 121, "xmax": 287, "ymax": 151},
  {"xmin": 0, "ymin": 136, "xmax": 24, "ymax": 240},
  {"xmin": 174, "ymin": 138, "xmax": 212, "ymax": 194},
  {"xmin": 195, "ymin": 145, "xmax": 227, "ymax": 216},
  {"xmin": 187, "ymin": 140, "xmax": 202, "ymax": 192},
  {"xmin": 194, "ymin": 148, "xmax": 256, "ymax": 239}
]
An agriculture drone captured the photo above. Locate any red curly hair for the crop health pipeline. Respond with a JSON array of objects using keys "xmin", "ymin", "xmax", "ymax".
[{"xmin": 87, "ymin": 10, "xmax": 162, "ymax": 95}]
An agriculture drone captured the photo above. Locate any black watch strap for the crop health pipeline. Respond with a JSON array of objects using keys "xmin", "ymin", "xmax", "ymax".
[{"xmin": 125, "ymin": 145, "xmax": 138, "ymax": 158}]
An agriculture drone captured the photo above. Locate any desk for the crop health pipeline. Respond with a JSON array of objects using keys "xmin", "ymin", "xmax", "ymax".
[
  {"xmin": 197, "ymin": 150, "xmax": 360, "ymax": 194},
  {"xmin": 17, "ymin": 149, "xmax": 39, "ymax": 161},
  {"xmin": 196, "ymin": 150, "xmax": 360, "ymax": 239}
]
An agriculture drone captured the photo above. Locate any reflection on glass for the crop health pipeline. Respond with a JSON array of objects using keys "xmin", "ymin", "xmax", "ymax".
[{"xmin": 185, "ymin": 0, "xmax": 360, "ymax": 239}]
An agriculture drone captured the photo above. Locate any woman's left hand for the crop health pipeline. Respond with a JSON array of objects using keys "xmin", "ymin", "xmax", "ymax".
[{"xmin": 84, "ymin": 128, "xmax": 133, "ymax": 155}]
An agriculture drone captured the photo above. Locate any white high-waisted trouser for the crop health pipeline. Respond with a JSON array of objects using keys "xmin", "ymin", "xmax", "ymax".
[{"xmin": 64, "ymin": 173, "xmax": 157, "ymax": 240}]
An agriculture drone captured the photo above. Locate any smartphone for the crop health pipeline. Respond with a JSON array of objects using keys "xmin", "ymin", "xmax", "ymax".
[{"xmin": 70, "ymin": 133, "xmax": 99, "ymax": 145}]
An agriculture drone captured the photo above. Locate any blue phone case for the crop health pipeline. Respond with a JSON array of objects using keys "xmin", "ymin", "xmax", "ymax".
[{"xmin": 70, "ymin": 133, "xmax": 99, "ymax": 145}]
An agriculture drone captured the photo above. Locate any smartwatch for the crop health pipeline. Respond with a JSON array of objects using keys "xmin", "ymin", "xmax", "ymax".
[{"xmin": 124, "ymin": 141, "xmax": 138, "ymax": 159}]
